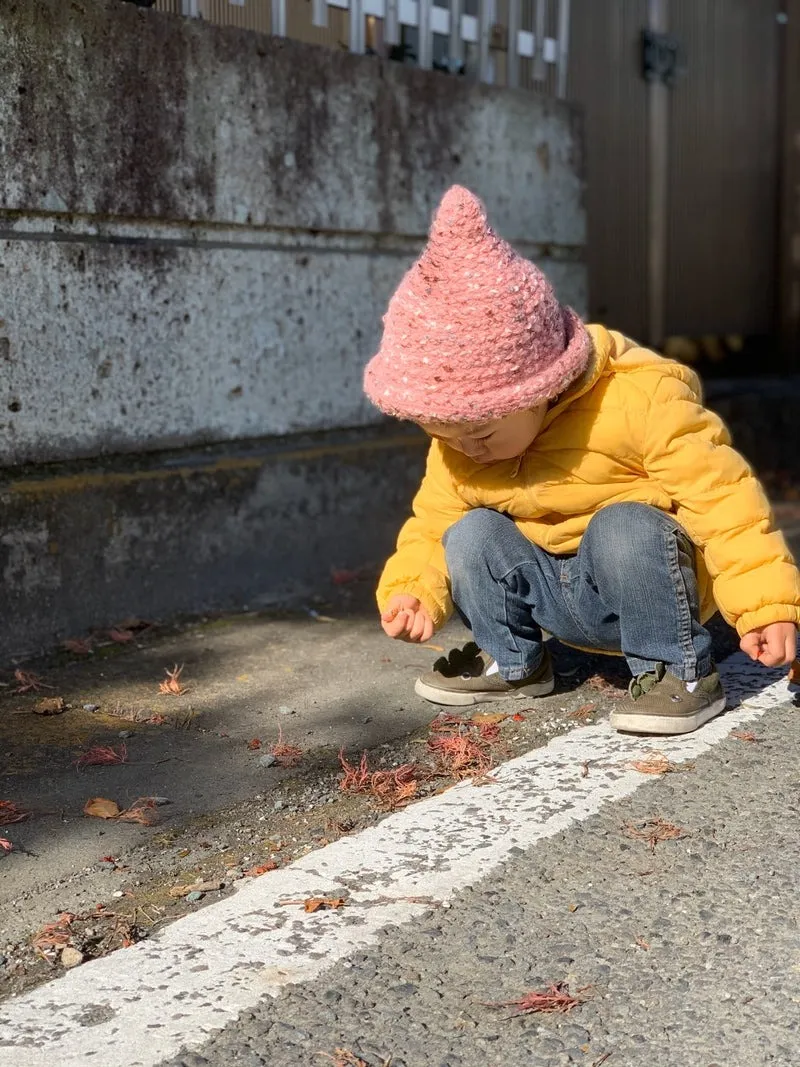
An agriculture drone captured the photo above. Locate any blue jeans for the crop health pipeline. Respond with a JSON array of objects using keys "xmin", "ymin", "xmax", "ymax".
[{"xmin": 442, "ymin": 503, "xmax": 713, "ymax": 682}]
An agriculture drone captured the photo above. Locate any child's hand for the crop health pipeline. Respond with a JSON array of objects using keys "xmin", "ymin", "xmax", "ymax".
[
  {"xmin": 739, "ymin": 622, "xmax": 797, "ymax": 667},
  {"xmin": 381, "ymin": 595, "xmax": 434, "ymax": 643}
]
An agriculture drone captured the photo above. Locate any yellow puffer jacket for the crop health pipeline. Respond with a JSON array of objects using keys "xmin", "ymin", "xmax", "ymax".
[{"xmin": 377, "ymin": 324, "xmax": 800, "ymax": 638}]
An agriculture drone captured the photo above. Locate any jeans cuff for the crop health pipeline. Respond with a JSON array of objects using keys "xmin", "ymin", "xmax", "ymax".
[{"xmin": 499, "ymin": 653, "xmax": 543, "ymax": 682}]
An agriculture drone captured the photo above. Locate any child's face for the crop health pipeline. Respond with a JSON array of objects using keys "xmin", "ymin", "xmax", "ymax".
[{"xmin": 420, "ymin": 404, "xmax": 549, "ymax": 464}]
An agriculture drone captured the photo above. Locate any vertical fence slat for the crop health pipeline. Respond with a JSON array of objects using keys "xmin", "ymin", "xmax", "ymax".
[
  {"xmin": 349, "ymin": 0, "xmax": 365, "ymax": 53},
  {"xmin": 384, "ymin": 0, "xmax": 400, "ymax": 45},
  {"xmin": 555, "ymin": 0, "xmax": 570, "ymax": 97},
  {"xmin": 478, "ymin": 0, "xmax": 494, "ymax": 83},
  {"xmin": 311, "ymin": 0, "xmax": 328, "ymax": 28},
  {"xmin": 533, "ymin": 0, "xmax": 546, "ymax": 81},
  {"xmin": 181, "ymin": 0, "xmax": 199, "ymax": 16},
  {"xmin": 507, "ymin": 0, "xmax": 521, "ymax": 88},
  {"xmin": 449, "ymin": 0, "xmax": 463, "ymax": 66},
  {"xmin": 271, "ymin": 0, "xmax": 286, "ymax": 36},
  {"xmin": 417, "ymin": 0, "xmax": 433, "ymax": 69}
]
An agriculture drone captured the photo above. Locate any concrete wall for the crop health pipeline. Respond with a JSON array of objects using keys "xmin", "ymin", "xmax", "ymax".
[
  {"xmin": 0, "ymin": 0, "xmax": 586, "ymax": 467},
  {"xmin": 0, "ymin": 0, "xmax": 587, "ymax": 658}
]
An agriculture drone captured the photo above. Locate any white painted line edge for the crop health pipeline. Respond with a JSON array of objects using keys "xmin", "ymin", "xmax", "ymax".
[{"xmin": 0, "ymin": 652, "xmax": 793, "ymax": 1067}]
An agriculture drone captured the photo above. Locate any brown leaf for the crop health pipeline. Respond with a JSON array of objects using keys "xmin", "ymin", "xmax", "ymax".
[
  {"xmin": 158, "ymin": 664, "xmax": 188, "ymax": 696},
  {"xmin": 83, "ymin": 797, "xmax": 121, "ymax": 819},
  {"xmin": 629, "ymin": 752, "xmax": 673, "ymax": 775},
  {"xmin": 63, "ymin": 638, "xmax": 93, "ymax": 655},
  {"xmin": 168, "ymin": 880, "xmax": 223, "ymax": 898},
  {"xmin": 33, "ymin": 696, "xmax": 66, "ymax": 716},
  {"xmin": 730, "ymin": 729, "xmax": 760, "ymax": 743},
  {"xmin": 247, "ymin": 738, "xmax": 262, "ymax": 750},
  {"xmin": 0, "ymin": 800, "xmax": 31, "ymax": 825},
  {"xmin": 568, "ymin": 702, "xmax": 598, "ymax": 721},
  {"xmin": 244, "ymin": 861, "xmax": 279, "ymax": 877},
  {"xmin": 304, "ymin": 897, "xmax": 347, "ymax": 913},
  {"xmin": 117, "ymin": 798, "xmax": 159, "ymax": 825},
  {"xmin": 488, "ymin": 982, "xmax": 591, "ymax": 1015},
  {"xmin": 279, "ymin": 897, "xmax": 347, "ymax": 912},
  {"xmin": 623, "ymin": 817, "xmax": 686, "ymax": 851},
  {"xmin": 470, "ymin": 711, "xmax": 507, "ymax": 726},
  {"xmin": 788, "ymin": 659, "xmax": 800, "ymax": 685},
  {"xmin": 14, "ymin": 669, "xmax": 55, "ymax": 694},
  {"xmin": 109, "ymin": 628, "xmax": 134, "ymax": 644},
  {"xmin": 635, "ymin": 935, "xmax": 650, "ymax": 950}
]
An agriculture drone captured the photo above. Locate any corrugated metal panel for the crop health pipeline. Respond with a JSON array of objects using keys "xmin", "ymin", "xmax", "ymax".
[
  {"xmin": 154, "ymin": 0, "xmax": 184, "ymax": 15},
  {"xmin": 666, "ymin": 0, "xmax": 781, "ymax": 336},
  {"xmin": 566, "ymin": 0, "xmax": 649, "ymax": 339},
  {"xmin": 196, "ymin": 0, "xmax": 271, "ymax": 33}
]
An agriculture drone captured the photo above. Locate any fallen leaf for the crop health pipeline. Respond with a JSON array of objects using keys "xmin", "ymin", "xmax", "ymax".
[
  {"xmin": 14, "ymin": 669, "xmax": 55, "ymax": 694},
  {"xmin": 33, "ymin": 696, "xmax": 66, "ymax": 716},
  {"xmin": 623, "ymin": 817, "xmax": 686, "ymax": 851},
  {"xmin": 0, "ymin": 837, "xmax": 12, "ymax": 853},
  {"xmin": 83, "ymin": 797, "xmax": 121, "ymax": 820},
  {"xmin": 427, "ymin": 733, "xmax": 494, "ymax": 779},
  {"xmin": 730, "ymin": 729, "xmax": 760, "ymax": 743},
  {"xmin": 569, "ymin": 702, "xmax": 597, "ymax": 721},
  {"xmin": 0, "ymin": 800, "xmax": 32, "ymax": 825},
  {"xmin": 488, "ymin": 982, "xmax": 591, "ymax": 1015},
  {"xmin": 32, "ymin": 912, "xmax": 76, "ymax": 958},
  {"xmin": 304, "ymin": 897, "xmax": 347, "ymax": 913},
  {"xmin": 318, "ymin": 1050, "xmax": 374, "ymax": 1067},
  {"xmin": 63, "ymin": 638, "xmax": 93, "ymax": 655},
  {"xmin": 117, "ymin": 797, "xmax": 159, "ymax": 825},
  {"xmin": 511, "ymin": 712, "xmax": 526, "ymax": 722},
  {"xmin": 635, "ymin": 935, "xmax": 650, "ymax": 950},
  {"xmin": 580, "ymin": 761, "xmax": 590, "ymax": 778},
  {"xmin": 470, "ymin": 711, "xmax": 507, "ymax": 726},
  {"xmin": 270, "ymin": 726, "xmax": 303, "ymax": 768},
  {"xmin": 628, "ymin": 751, "xmax": 682, "ymax": 775},
  {"xmin": 168, "ymin": 880, "xmax": 223, "ymax": 898},
  {"xmin": 109, "ymin": 628, "xmax": 134, "ymax": 644},
  {"xmin": 158, "ymin": 664, "xmax": 188, "ymax": 696},
  {"xmin": 247, "ymin": 738, "xmax": 262, "ymax": 750},
  {"xmin": 279, "ymin": 897, "xmax": 347, "ymax": 912},
  {"xmin": 788, "ymin": 659, "xmax": 800, "ymax": 685},
  {"xmin": 74, "ymin": 744, "xmax": 128, "ymax": 770},
  {"xmin": 244, "ymin": 861, "xmax": 279, "ymax": 877}
]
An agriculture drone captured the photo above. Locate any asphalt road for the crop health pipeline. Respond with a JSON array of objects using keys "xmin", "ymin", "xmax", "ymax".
[
  {"xmin": 158, "ymin": 684, "xmax": 799, "ymax": 1067},
  {"xmin": 2, "ymin": 650, "xmax": 798, "ymax": 1067}
]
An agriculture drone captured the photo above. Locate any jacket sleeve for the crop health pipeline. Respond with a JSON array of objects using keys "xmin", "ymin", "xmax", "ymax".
[
  {"xmin": 376, "ymin": 442, "xmax": 470, "ymax": 630},
  {"xmin": 642, "ymin": 373, "xmax": 800, "ymax": 636}
]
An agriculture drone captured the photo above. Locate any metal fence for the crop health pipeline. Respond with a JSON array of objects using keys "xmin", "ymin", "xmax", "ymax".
[{"xmin": 155, "ymin": 1, "xmax": 571, "ymax": 96}]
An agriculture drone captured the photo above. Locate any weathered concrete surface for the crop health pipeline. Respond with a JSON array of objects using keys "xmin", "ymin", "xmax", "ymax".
[
  {"xmin": 0, "ymin": 0, "xmax": 586, "ymax": 466},
  {"xmin": 0, "ymin": 229, "xmax": 582, "ymax": 465},
  {"xmin": 0, "ymin": 425, "xmax": 426, "ymax": 661}
]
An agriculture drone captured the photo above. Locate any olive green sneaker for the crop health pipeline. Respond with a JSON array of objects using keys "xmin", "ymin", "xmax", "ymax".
[
  {"xmin": 610, "ymin": 662, "xmax": 727, "ymax": 735},
  {"xmin": 414, "ymin": 642, "xmax": 555, "ymax": 707}
]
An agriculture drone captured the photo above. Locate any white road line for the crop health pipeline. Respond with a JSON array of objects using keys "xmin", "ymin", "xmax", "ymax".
[{"xmin": 0, "ymin": 653, "xmax": 792, "ymax": 1067}]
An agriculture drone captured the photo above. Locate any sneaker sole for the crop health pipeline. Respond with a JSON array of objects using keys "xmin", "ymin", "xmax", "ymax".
[
  {"xmin": 414, "ymin": 675, "xmax": 555, "ymax": 707},
  {"xmin": 609, "ymin": 694, "xmax": 727, "ymax": 736}
]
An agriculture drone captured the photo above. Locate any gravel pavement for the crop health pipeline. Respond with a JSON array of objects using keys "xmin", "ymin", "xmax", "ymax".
[{"xmin": 160, "ymin": 699, "xmax": 800, "ymax": 1067}]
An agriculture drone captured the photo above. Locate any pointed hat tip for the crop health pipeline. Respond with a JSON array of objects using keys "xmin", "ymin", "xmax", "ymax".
[{"xmin": 430, "ymin": 185, "xmax": 488, "ymax": 243}]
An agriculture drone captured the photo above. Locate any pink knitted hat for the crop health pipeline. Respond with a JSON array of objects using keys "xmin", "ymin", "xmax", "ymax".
[{"xmin": 364, "ymin": 186, "xmax": 592, "ymax": 423}]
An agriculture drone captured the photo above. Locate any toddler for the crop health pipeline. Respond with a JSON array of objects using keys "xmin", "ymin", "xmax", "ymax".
[{"xmin": 363, "ymin": 186, "xmax": 800, "ymax": 735}]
